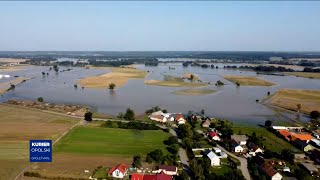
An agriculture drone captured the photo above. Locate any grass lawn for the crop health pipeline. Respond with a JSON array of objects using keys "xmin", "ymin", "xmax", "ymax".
[
  {"xmin": 0, "ymin": 104, "xmax": 79, "ymax": 180},
  {"xmin": 54, "ymin": 126, "xmax": 170, "ymax": 156},
  {"xmin": 172, "ymin": 88, "xmax": 215, "ymax": 96},
  {"xmin": 268, "ymin": 88, "xmax": 320, "ymax": 114},
  {"xmin": 232, "ymin": 125, "xmax": 299, "ymax": 153},
  {"xmin": 223, "ymin": 75, "xmax": 275, "ymax": 86},
  {"xmin": 285, "ymin": 72, "xmax": 320, "ymax": 79},
  {"xmin": 210, "ymin": 164, "xmax": 233, "ymax": 176}
]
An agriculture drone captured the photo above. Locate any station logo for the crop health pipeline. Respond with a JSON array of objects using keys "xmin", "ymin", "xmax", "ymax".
[{"xmin": 29, "ymin": 140, "xmax": 52, "ymax": 162}]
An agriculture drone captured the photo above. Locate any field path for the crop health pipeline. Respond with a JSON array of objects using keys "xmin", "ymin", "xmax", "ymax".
[{"xmin": 14, "ymin": 121, "xmax": 81, "ymax": 180}]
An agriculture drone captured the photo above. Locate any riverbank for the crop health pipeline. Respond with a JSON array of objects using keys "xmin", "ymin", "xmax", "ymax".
[
  {"xmin": 145, "ymin": 80, "xmax": 208, "ymax": 87},
  {"xmin": 285, "ymin": 72, "xmax": 320, "ymax": 79},
  {"xmin": 77, "ymin": 67, "xmax": 147, "ymax": 88},
  {"xmin": 223, "ymin": 75, "xmax": 276, "ymax": 86},
  {"xmin": 267, "ymin": 89, "xmax": 320, "ymax": 114}
]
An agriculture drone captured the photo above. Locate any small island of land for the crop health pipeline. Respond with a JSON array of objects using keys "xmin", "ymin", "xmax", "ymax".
[
  {"xmin": 172, "ymin": 88, "xmax": 215, "ymax": 96},
  {"xmin": 145, "ymin": 74, "xmax": 207, "ymax": 87},
  {"xmin": 0, "ymin": 77, "xmax": 29, "ymax": 94},
  {"xmin": 285, "ymin": 72, "xmax": 320, "ymax": 79},
  {"xmin": 77, "ymin": 67, "xmax": 147, "ymax": 88},
  {"xmin": 268, "ymin": 89, "xmax": 320, "ymax": 114},
  {"xmin": 223, "ymin": 75, "xmax": 276, "ymax": 86}
]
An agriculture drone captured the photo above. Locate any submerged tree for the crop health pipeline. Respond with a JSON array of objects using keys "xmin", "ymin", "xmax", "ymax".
[
  {"xmin": 37, "ymin": 97, "xmax": 44, "ymax": 102},
  {"xmin": 84, "ymin": 112, "xmax": 93, "ymax": 121},
  {"xmin": 109, "ymin": 83, "xmax": 116, "ymax": 90}
]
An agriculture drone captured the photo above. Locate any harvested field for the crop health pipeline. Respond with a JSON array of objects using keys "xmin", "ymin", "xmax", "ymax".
[
  {"xmin": 0, "ymin": 58, "xmax": 27, "ymax": 63},
  {"xmin": 223, "ymin": 75, "xmax": 275, "ymax": 86},
  {"xmin": 0, "ymin": 77, "xmax": 28, "ymax": 94},
  {"xmin": 268, "ymin": 89, "xmax": 320, "ymax": 114},
  {"xmin": 172, "ymin": 88, "xmax": 215, "ymax": 96},
  {"xmin": 285, "ymin": 72, "xmax": 320, "ymax": 79},
  {"xmin": 77, "ymin": 67, "xmax": 146, "ymax": 88},
  {"xmin": 0, "ymin": 104, "xmax": 79, "ymax": 180}
]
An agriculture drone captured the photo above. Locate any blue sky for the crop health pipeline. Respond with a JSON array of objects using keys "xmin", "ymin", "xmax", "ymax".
[{"xmin": 0, "ymin": 1, "xmax": 319, "ymax": 51}]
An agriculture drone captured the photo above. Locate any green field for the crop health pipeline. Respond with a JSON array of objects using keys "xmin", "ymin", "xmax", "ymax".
[
  {"xmin": 55, "ymin": 126, "xmax": 170, "ymax": 156},
  {"xmin": 232, "ymin": 125, "xmax": 299, "ymax": 153}
]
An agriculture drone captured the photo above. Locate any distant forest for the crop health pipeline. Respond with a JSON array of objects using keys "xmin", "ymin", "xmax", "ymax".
[{"xmin": 1, "ymin": 51, "xmax": 320, "ymax": 61}]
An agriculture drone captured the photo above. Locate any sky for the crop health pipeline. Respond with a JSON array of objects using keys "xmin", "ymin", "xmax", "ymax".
[{"xmin": 0, "ymin": 1, "xmax": 319, "ymax": 51}]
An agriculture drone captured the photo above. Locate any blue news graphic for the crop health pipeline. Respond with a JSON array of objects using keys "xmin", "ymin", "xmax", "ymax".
[{"xmin": 29, "ymin": 140, "xmax": 52, "ymax": 162}]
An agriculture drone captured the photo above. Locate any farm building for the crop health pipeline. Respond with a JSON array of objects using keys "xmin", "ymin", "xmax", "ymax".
[
  {"xmin": 231, "ymin": 135, "xmax": 247, "ymax": 145},
  {"xmin": 204, "ymin": 150, "xmax": 220, "ymax": 166},
  {"xmin": 108, "ymin": 163, "xmax": 128, "ymax": 179}
]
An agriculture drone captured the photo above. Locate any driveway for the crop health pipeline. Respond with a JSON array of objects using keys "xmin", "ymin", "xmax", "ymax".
[{"xmin": 217, "ymin": 144, "xmax": 251, "ymax": 180}]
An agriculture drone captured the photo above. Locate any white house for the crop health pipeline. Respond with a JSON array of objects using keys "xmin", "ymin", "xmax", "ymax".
[
  {"xmin": 154, "ymin": 165, "xmax": 178, "ymax": 176},
  {"xmin": 208, "ymin": 132, "xmax": 221, "ymax": 141},
  {"xmin": 247, "ymin": 142, "xmax": 263, "ymax": 156},
  {"xmin": 108, "ymin": 163, "xmax": 128, "ymax": 179},
  {"xmin": 175, "ymin": 114, "xmax": 186, "ymax": 124},
  {"xmin": 218, "ymin": 152, "xmax": 228, "ymax": 159},
  {"xmin": 205, "ymin": 150, "xmax": 220, "ymax": 166},
  {"xmin": 212, "ymin": 147, "xmax": 221, "ymax": 154},
  {"xmin": 231, "ymin": 140, "xmax": 244, "ymax": 153},
  {"xmin": 149, "ymin": 114, "xmax": 167, "ymax": 123}
]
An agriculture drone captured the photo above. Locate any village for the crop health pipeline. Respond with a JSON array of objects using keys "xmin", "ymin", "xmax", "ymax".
[{"xmin": 95, "ymin": 108, "xmax": 320, "ymax": 180}]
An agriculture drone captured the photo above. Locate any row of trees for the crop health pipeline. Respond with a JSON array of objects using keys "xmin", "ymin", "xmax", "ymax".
[{"xmin": 102, "ymin": 121, "xmax": 159, "ymax": 130}]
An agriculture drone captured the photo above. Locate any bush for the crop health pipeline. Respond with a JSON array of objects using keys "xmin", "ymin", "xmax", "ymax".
[
  {"xmin": 109, "ymin": 83, "xmax": 116, "ymax": 90},
  {"xmin": 310, "ymin": 111, "xmax": 320, "ymax": 119},
  {"xmin": 37, "ymin": 97, "xmax": 44, "ymax": 102},
  {"xmin": 84, "ymin": 112, "xmax": 93, "ymax": 121},
  {"xmin": 102, "ymin": 121, "xmax": 159, "ymax": 130},
  {"xmin": 124, "ymin": 108, "xmax": 135, "ymax": 120}
]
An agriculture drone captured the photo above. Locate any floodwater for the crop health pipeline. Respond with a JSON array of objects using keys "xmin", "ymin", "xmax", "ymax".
[{"xmin": 1, "ymin": 63, "xmax": 319, "ymax": 124}]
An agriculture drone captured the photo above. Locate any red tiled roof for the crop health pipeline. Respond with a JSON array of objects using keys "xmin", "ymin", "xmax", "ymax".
[
  {"xmin": 278, "ymin": 130, "xmax": 291, "ymax": 138},
  {"xmin": 108, "ymin": 163, "xmax": 128, "ymax": 175},
  {"xmin": 291, "ymin": 133, "xmax": 313, "ymax": 141},
  {"xmin": 143, "ymin": 172, "xmax": 172, "ymax": 180},
  {"xmin": 175, "ymin": 114, "xmax": 184, "ymax": 121},
  {"xmin": 131, "ymin": 173, "xmax": 143, "ymax": 180},
  {"xmin": 260, "ymin": 162, "xmax": 278, "ymax": 178},
  {"xmin": 209, "ymin": 131, "xmax": 218, "ymax": 138}
]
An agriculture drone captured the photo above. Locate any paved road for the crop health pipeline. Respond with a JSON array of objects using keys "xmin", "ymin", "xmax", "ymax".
[{"xmin": 217, "ymin": 144, "xmax": 251, "ymax": 180}]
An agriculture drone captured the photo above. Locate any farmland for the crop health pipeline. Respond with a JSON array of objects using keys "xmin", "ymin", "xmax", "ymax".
[
  {"xmin": 268, "ymin": 88, "xmax": 320, "ymax": 114},
  {"xmin": 0, "ymin": 104, "xmax": 79, "ymax": 180},
  {"xmin": 223, "ymin": 75, "xmax": 276, "ymax": 86}
]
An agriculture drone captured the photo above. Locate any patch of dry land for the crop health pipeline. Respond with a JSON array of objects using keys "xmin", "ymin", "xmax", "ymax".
[
  {"xmin": 285, "ymin": 72, "xmax": 320, "ymax": 79},
  {"xmin": 145, "ymin": 80, "xmax": 207, "ymax": 87},
  {"xmin": 173, "ymin": 88, "xmax": 215, "ymax": 96},
  {"xmin": 183, "ymin": 73, "xmax": 200, "ymax": 81},
  {"xmin": 0, "ymin": 77, "xmax": 28, "ymax": 94},
  {"xmin": 0, "ymin": 58, "xmax": 27, "ymax": 63},
  {"xmin": 77, "ymin": 67, "xmax": 147, "ymax": 88},
  {"xmin": 0, "ymin": 104, "xmax": 79, "ymax": 180},
  {"xmin": 223, "ymin": 75, "xmax": 275, "ymax": 86},
  {"xmin": 268, "ymin": 89, "xmax": 320, "ymax": 114}
]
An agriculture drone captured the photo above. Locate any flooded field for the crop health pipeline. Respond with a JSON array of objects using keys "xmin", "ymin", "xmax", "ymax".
[{"xmin": 1, "ymin": 63, "xmax": 319, "ymax": 124}]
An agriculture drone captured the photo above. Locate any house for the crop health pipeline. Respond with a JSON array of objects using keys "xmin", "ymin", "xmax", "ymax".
[
  {"xmin": 293, "ymin": 138, "xmax": 314, "ymax": 152},
  {"xmin": 272, "ymin": 126, "xmax": 286, "ymax": 130},
  {"xmin": 231, "ymin": 135, "xmax": 247, "ymax": 145},
  {"xmin": 231, "ymin": 139, "xmax": 243, "ymax": 153},
  {"xmin": 131, "ymin": 173, "xmax": 144, "ymax": 180},
  {"xmin": 212, "ymin": 147, "xmax": 221, "ymax": 154},
  {"xmin": 143, "ymin": 172, "xmax": 172, "ymax": 180},
  {"xmin": 291, "ymin": 133, "xmax": 313, "ymax": 143},
  {"xmin": 208, "ymin": 131, "xmax": 221, "ymax": 141},
  {"xmin": 108, "ymin": 163, "xmax": 128, "ymax": 179},
  {"xmin": 247, "ymin": 142, "xmax": 263, "ymax": 156},
  {"xmin": 149, "ymin": 115, "xmax": 167, "ymax": 123},
  {"xmin": 202, "ymin": 119, "xmax": 211, "ymax": 128},
  {"xmin": 310, "ymin": 139, "xmax": 320, "ymax": 148},
  {"xmin": 204, "ymin": 150, "xmax": 220, "ymax": 166},
  {"xmin": 218, "ymin": 152, "xmax": 228, "ymax": 159},
  {"xmin": 174, "ymin": 114, "xmax": 186, "ymax": 124},
  {"xmin": 154, "ymin": 165, "xmax": 178, "ymax": 176},
  {"xmin": 254, "ymin": 156, "xmax": 282, "ymax": 180},
  {"xmin": 300, "ymin": 163, "xmax": 319, "ymax": 175},
  {"xmin": 278, "ymin": 130, "xmax": 292, "ymax": 141}
]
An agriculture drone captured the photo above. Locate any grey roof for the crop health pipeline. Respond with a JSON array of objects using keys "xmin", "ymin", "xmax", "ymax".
[
  {"xmin": 231, "ymin": 135, "xmax": 248, "ymax": 142},
  {"xmin": 301, "ymin": 163, "xmax": 318, "ymax": 172}
]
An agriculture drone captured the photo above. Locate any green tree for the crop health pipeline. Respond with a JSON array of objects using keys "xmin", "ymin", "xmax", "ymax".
[
  {"xmin": 117, "ymin": 112, "xmax": 124, "ymax": 119},
  {"xmin": 132, "ymin": 155, "xmax": 142, "ymax": 168},
  {"xmin": 53, "ymin": 64, "xmax": 59, "ymax": 72},
  {"xmin": 124, "ymin": 108, "xmax": 135, "ymax": 120},
  {"xmin": 162, "ymin": 109, "xmax": 168, "ymax": 113},
  {"xmin": 190, "ymin": 159, "xmax": 204, "ymax": 180},
  {"xmin": 84, "ymin": 112, "xmax": 93, "ymax": 121},
  {"xmin": 37, "ymin": 97, "xmax": 44, "ymax": 102},
  {"xmin": 265, "ymin": 120, "xmax": 272, "ymax": 127},
  {"xmin": 146, "ymin": 149, "xmax": 164, "ymax": 163},
  {"xmin": 178, "ymin": 124, "xmax": 193, "ymax": 139},
  {"xmin": 109, "ymin": 83, "xmax": 116, "ymax": 90},
  {"xmin": 310, "ymin": 111, "xmax": 320, "ymax": 119},
  {"xmin": 281, "ymin": 149, "xmax": 294, "ymax": 163},
  {"xmin": 201, "ymin": 109, "xmax": 205, "ymax": 115},
  {"xmin": 182, "ymin": 137, "xmax": 194, "ymax": 149}
]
